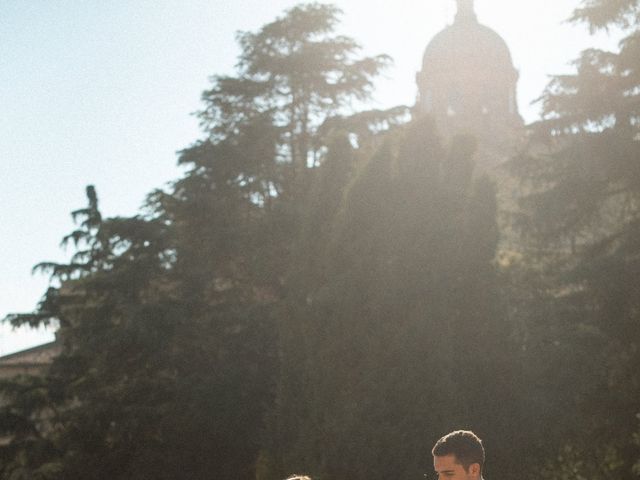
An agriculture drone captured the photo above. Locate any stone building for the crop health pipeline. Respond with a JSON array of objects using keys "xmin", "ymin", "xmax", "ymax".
[
  {"xmin": 0, "ymin": 340, "xmax": 61, "ymax": 380},
  {"xmin": 416, "ymin": 0, "xmax": 524, "ymax": 171}
]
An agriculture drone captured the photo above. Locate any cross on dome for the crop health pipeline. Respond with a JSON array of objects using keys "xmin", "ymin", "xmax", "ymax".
[{"xmin": 455, "ymin": 0, "xmax": 477, "ymax": 22}]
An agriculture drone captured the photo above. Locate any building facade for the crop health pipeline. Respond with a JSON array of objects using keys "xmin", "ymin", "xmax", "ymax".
[
  {"xmin": 416, "ymin": 0, "xmax": 523, "ymax": 170},
  {"xmin": 0, "ymin": 341, "xmax": 61, "ymax": 380}
]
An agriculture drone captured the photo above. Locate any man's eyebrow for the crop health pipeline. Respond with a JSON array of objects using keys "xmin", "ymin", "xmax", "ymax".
[{"xmin": 436, "ymin": 470, "xmax": 456, "ymax": 474}]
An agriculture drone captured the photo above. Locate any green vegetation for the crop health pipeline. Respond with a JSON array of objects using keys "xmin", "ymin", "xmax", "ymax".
[
  {"xmin": 1, "ymin": 1, "xmax": 639, "ymax": 479},
  {"xmin": 507, "ymin": 1, "xmax": 640, "ymax": 478}
]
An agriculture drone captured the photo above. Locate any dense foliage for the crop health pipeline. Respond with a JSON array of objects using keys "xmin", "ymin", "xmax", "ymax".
[
  {"xmin": 268, "ymin": 121, "xmax": 523, "ymax": 480},
  {"xmin": 508, "ymin": 0, "xmax": 640, "ymax": 478},
  {"xmin": 1, "ymin": 1, "xmax": 639, "ymax": 479}
]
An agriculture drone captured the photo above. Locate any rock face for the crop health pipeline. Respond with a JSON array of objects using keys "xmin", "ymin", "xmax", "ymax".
[{"xmin": 416, "ymin": 0, "xmax": 524, "ymax": 171}]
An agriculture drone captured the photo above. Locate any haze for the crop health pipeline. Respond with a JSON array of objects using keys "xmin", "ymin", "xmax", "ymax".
[{"xmin": 0, "ymin": 0, "xmax": 620, "ymax": 354}]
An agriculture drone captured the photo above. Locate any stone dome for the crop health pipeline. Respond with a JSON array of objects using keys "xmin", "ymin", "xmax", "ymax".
[
  {"xmin": 421, "ymin": 21, "xmax": 515, "ymax": 77},
  {"xmin": 415, "ymin": 0, "xmax": 524, "ymax": 170}
]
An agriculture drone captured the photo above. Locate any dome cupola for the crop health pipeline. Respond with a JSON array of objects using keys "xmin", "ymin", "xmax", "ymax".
[
  {"xmin": 416, "ymin": 0, "xmax": 522, "ymax": 151},
  {"xmin": 455, "ymin": 0, "xmax": 477, "ymax": 22}
]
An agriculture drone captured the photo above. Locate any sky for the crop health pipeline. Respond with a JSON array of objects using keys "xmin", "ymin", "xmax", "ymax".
[{"xmin": 0, "ymin": 0, "xmax": 621, "ymax": 355}]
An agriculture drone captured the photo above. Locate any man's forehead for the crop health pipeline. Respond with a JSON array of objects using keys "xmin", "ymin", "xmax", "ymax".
[{"xmin": 433, "ymin": 454, "xmax": 461, "ymax": 470}]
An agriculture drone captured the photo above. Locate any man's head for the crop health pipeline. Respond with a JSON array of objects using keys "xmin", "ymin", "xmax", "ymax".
[{"xmin": 432, "ymin": 430, "xmax": 485, "ymax": 480}]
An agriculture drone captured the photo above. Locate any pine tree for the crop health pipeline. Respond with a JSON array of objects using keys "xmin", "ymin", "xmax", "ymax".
[
  {"xmin": 2, "ymin": 187, "xmax": 188, "ymax": 479},
  {"xmin": 144, "ymin": 5, "xmax": 394, "ymax": 477},
  {"xmin": 271, "ymin": 118, "xmax": 516, "ymax": 480},
  {"xmin": 509, "ymin": 1, "xmax": 640, "ymax": 478},
  {"xmin": 1, "ymin": 4, "xmax": 403, "ymax": 479},
  {"xmin": 198, "ymin": 3, "xmax": 390, "ymax": 191}
]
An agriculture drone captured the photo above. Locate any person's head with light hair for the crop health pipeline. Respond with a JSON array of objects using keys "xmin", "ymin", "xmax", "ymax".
[{"xmin": 285, "ymin": 475, "xmax": 311, "ymax": 480}]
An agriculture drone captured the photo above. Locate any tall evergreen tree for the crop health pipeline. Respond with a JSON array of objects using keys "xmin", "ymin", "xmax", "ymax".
[
  {"xmin": 198, "ymin": 2, "xmax": 390, "ymax": 191},
  {"xmin": 509, "ymin": 1, "xmax": 640, "ymax": 477},
  {"xmin": 1, "ymin": 187, "xmax": 192, "ymax": 479},
  {"xmin": 271, "ymin": 118, "xmax": 516, "ymax": 480},
  {"xmin": 1, "ymin": 4, "xmax": 393, "ymax": 479},
  {"xmin": 145, "ymin": 5, "xmax": 394, "ymax": 477}
]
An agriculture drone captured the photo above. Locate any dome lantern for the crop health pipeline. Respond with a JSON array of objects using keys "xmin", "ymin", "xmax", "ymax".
[
  {"xmin": 456, "ymin": 0, "xmax": 477, "ymax": 23},
  {"xmin": 414, "ymin": 0, "xmax": 524, "ymax": 169}
]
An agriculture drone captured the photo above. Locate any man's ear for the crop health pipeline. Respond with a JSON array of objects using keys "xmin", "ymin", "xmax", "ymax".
[{"xmin": 468, "ymin": 463, "xmax": 481, "ymax": 476}]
